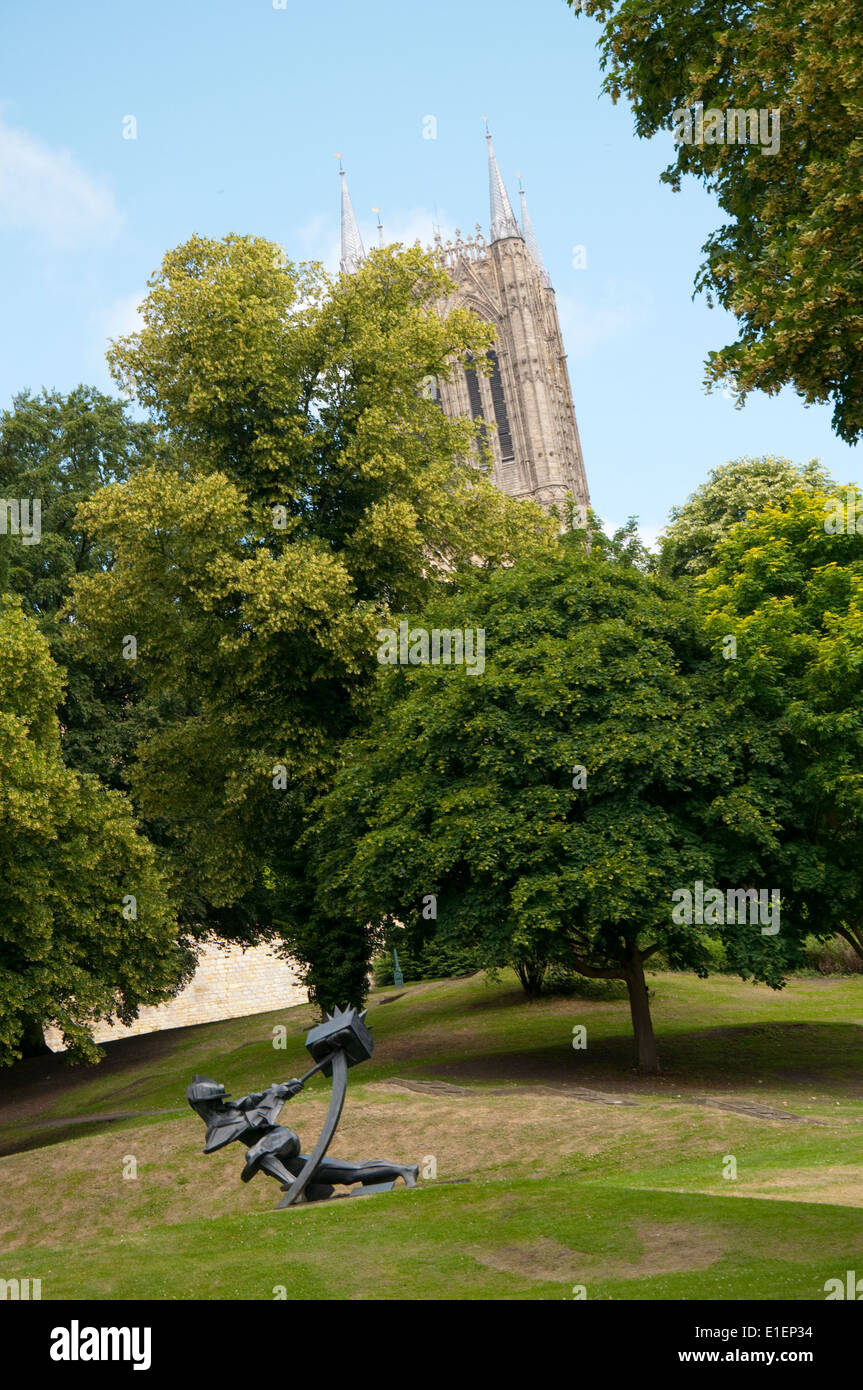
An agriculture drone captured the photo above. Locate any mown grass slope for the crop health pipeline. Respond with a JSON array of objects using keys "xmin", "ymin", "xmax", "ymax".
[{"xmin": 2, "ymin": 969, "xmax": 862, "ymax": 1300}]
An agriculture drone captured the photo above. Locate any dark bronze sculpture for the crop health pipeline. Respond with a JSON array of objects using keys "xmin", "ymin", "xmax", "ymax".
[{"xmin": 187, "ymin": 1005, "xmax": 418, "ymax": 1207}]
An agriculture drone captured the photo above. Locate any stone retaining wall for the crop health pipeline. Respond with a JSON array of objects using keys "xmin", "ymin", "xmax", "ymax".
[{"xmin": 45, "ymin": 941, "xmax": 307, "ymax": 1049}]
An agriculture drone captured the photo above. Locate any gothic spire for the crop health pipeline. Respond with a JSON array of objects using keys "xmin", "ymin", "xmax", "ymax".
[
  {"xmin": 485, "ymin": 127, "xmax": 521, "ymax": 243},
  {"xmin": 518, "ymin": 184, "xmax": 552, "ymax": 290},
  {"xmin": 338, "ymin": 162, "xmax": 365, "ymax": 275}
]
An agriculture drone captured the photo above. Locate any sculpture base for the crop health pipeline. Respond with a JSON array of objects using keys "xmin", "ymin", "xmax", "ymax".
[
  {"xmin": 276, "ymin": 1174, "xmax": 414, "ymax": 1209},
  {"xmin": 341, "ymin": 1180, "xmax": 397, "ymax": 1198}
]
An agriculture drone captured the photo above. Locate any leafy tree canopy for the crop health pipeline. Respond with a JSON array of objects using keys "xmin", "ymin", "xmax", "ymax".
[
  {"xmin": 71, "ymin": 236, "xmax": 555, "ymax": 965},
  {"xmin": 660, "ymin": 454, "xmax": 834, "ymax": 576},
  {"xmin": 0, "ymin": 386, "xmax": 163, "ymax": 786},
  {"xmin": 573, "ymin": 0, "xmax": 863, "ymax": 441},
  {"xmin": 0, "ymin": 603, "xmax": 186, "ymax": 1064},
  {"xmin": 103, "ymin": 235, "xmax": 548, "ymax": 605},
  {"xmin": 304, "ymin": 524, "xmax": 796, "ymax": 1071},
  {"xmin": 698, "ymin": 485, "xmax": 863, "ymax": 962},
  {"xmin": 0, "ymin": 386, "xmax": 158, "ymax": 615}
]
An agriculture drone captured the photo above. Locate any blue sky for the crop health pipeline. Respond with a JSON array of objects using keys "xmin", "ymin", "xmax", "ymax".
[{"xmin": 0, "ymin": 0, "xmax": 858, "ymax": 541}]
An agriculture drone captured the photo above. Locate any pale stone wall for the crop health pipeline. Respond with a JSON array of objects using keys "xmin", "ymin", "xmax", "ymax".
[{"xmin": 45, "ymin": 941, "xmax": 308, "ymax": 1050}]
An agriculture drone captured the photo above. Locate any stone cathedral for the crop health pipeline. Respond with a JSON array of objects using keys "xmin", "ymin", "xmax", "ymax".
[{"xmin": 339, "ymin": 131, "xmax": 590, "ymax": 514}]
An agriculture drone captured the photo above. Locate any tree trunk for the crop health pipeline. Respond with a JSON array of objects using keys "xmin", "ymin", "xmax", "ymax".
[
  {"xmin": 837, "ymin": 924, "xmax": 863, "ymax": 965},
  {"xmin": 624, "ymin": 945, "xmax": 660, "ymax": 1074},
  {"xmin": 18, "ymin": 1014, "xmax": 52, "ymax": 1060},
  {"xmin": 513, "ymin": 952, "xmax": 548, "ymax": 997}
]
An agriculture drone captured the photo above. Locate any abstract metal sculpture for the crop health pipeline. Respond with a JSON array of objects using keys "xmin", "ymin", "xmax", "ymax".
[{"xmin": 187, "ymin": 1005, "xmax": 418, "ymax": 1208}]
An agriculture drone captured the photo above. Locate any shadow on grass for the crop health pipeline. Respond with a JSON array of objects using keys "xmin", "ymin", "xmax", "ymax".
[
  {"xmin": 423, "ymin": 1020, "xmax": 863, "ymax": 1098},
  {"xmin": 0, "ymin": 1108, "xmax": 184, "ymax": 1158}
]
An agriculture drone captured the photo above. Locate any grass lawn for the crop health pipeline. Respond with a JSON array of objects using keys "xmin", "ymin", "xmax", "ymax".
[{"xmin": 2, "ymin": 969, "xmax": 862, "ymax": 1300}]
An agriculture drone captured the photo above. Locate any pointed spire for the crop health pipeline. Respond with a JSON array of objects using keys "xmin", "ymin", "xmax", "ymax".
[
  {"xmin": 337, "ymin": 157, "xmax": 365, "ymax": 275},
  {"xmin": 372, "ymin": 207, "xmax": 384, "ymax": 248},
  {"xmin": 484, "ymin": 123, "xmax": 521, "ymax": 243},
  {"xmin": 518, "ymin": 182, "xmax": 552, "ymax": 290}
]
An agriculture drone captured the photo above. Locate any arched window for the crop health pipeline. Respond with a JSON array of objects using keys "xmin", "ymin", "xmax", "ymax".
[
  {"xmin": 487, "ymin": 349, "xmax": 514, "ymax": 461},
  {"xmin": 464, "ymin": 354, "xmax": 484, "ymax": 422}
]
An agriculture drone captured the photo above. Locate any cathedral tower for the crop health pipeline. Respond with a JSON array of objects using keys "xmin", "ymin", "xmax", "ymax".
[{"xmin": 340, "ymin": 133, "xmax": 589, "ymax": 513}]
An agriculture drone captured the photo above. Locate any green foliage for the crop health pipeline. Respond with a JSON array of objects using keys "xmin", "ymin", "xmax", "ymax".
[
  {"xmin": 0, "ymin": 603, "xmax": 187, "ymax": 1064},
  {"xmin": 71, "ymin": 235, "xmax": 554, "ymax": 982},
  {"xmin": 0, "ymin": 387, "xmax": 162, "ymax": 787},
  {"xmin": 271, "ymin": 910, "xmax": 374, "ymax": 1016},
  {"xmin": 660, "ymin": 455, "xmax": 834, "ymax": 577},
  {"xmin": 574, "ymin": 0, "xmax": 863, "ymax": 442},
  {"xmin": 104, "ymin": 235, "xmax": 551, "ymax": 608},
  {"xmin": 541, "ymin": 965, "xmax": 629, "ymax": 999},
  {"xmin": 372, "ymin": 951, "xmax": 419, "ymax": 988},
  {"xmin": 373, "ymin": 936, "xmax": 484, "ymax": 987},
  {"xmin": 698, "ymin": 486, "xmax": 863, "ymax": 964},
  {"xmin": 803, "ymin": 934, "xmax": 863, "ymax": 975},
  {"xmin": 306, "ymin": 524, "xmax": 791, "ymax": 1067},
  {"xmin": 510, "ymin": 945, "xmax": 554, "ymax": 997},
  {"xmin": 0, "ymin": 386, "xmax": 158, "ymax": 616},
  {"xmin": 649, "ymin": 934, "xmax": 728, "ymax": 974}
]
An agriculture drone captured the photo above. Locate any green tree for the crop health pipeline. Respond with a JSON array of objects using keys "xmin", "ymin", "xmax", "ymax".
[
  {"xmin": 305, "ymin": 525, "xmax": 792, "ymax": 1072},
  {"xmin": 0, "ymin": 387, "xmax": 162, "ymax": 786},
  {"xmin": 71, "ymin": 236, "xmax": 555, "ymax": 1000},
  {"xmin": 0, "ymin": 603, "xmax": 186, "ymax": 1064},
  {"xmin": 574, "ymin": 0, "xmax": 863, "ymax": 441},
  {"xmin": 0, "ymin": 386, "xmax": 158, "ymax": 616},
  {"xmin": 698, "ymin": 484, "xmax": 863, "ymax": 964},
  {"xmin": 660, "ymin": 455, "xmax": 834, "ymax": 576}
]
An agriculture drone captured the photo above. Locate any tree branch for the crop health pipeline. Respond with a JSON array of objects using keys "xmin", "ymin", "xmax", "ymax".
[{"xmin": 571, "ymin": 953, "xmax": 627, "ymax": 981}]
